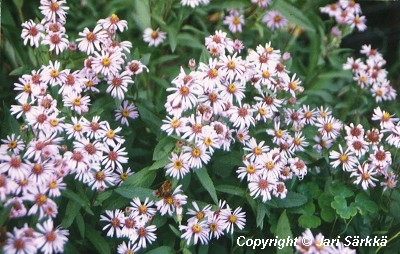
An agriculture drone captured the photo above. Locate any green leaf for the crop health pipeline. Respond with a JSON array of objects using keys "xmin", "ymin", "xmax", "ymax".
[
  {"xmin": 273, "ymin": 192, "xmax": 308, "ymax": 208},
  {"xmin": 199, "ymin": 47, "xmax": 211, "ymax": 64},
  {"xmin": 256, "ymin": 203, "xmax": 267, "ymax": 229},
  {"xmin": 177, "ymin": 33, "xmax": 203, "ymax": 49},
  {"xmin": 167, "ymin": 25, "xmax": 179, "ymax": 53},
  {"xmin": 145, "ymin": 246, "xmax": 175, "ymax": 254},
  {"xmin": 122, "ymin": 167, "xmax": 156, "ymax": 188},
  {"xmin": 329, "ymin": 183, "xmax": 354, "ymax": 198},
  {"xmin": 0, "ymin": 204, "xmax": 12, "ymax": 227},
  {"xmin": 149, "ymin": 156, "xmax": 171, "ymax": 170},
  {"xmin": 215, "ymin": 185, "xmax": 246, "ymax": 196},
  {"xmin": 331, "ymin": 196, "xmax": 357, "ymax": 219},
  {"xmin": 1, "ymin": 103, "xmax": 20, "ymax": 137},
  {"xmin": 153, "ymin": 136, "xmax": 175, "ymax": 161},
  {"xmin": 318, "ymin": 193, "xmax": 335, "ymax": 222},
  {"xmin": 274, "ymin": 0, "xmax": 315, "ymax": 32},
  {"xmin": 212, "ymin": 150, "xmax": 243, "ymax": 178},
  {"xmin": 298, "ymin": 214, "xmax": 321, "ymax": 229},
  {"xmin": 169, "ymin": 224, "xmax": 181, "ymax": 237},
  {"xmin": 115, "ymin": 186, "xmax": 155, "ymax": 201},
  {"xmin": 136, "ymin": 100, "xmax": 163, "ymax": 136},
  {"xmin": 94, "ymin": 190, "xmax": 113, "ymax": 206},
  {"xmin": 152, "ymin": 54, "xmax": 179, "ymax": 65},
  {"xmin": 152, "ymin": 214, "xmax": 167, "ymax": 228},
  {"xmin": 297, "ymin": 182, "xmax": 321, "ymax": 200},
  {"xmin": 354, "ymin": 192, "xmax": 379, "ymax": 215},
  {"xmin": 61, "ymin": 189, "xmax": 94, "ymax": 215},
  {"xmin": 9, "ymin": 65, "xmax": 31, "ymax": 76},
  {"xmin": 194, "ymin": 168, "xmax": 218, "ymax": 204},
  {"xmin": 320, "ymin": 207, "xmax": 335, "ymax": 223},
  {"xmin": 61, "ymin": 200, "xmax": 81, "ymax": 228},
  {"xmin": 133, "ymin": 0, "xmax": 151, "ymax": 30},
  {"xmin": 75, "ymin": 213, "xmax": 85, "ymax": 238},
  {"xmin": 276, "ymin": 210, "xmax": 293, "ymax": 254},
  {"xmin": 86, "ymin": 226, "xmax": 111, "ymax": 254}
]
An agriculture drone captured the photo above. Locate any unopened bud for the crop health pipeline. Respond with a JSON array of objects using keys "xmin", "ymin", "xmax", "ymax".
[
  {"xmin": 188, "ymin": 58, "xmax": 196, "ymax": 70},
  {"xmin": 282, "ymin": 52, "xmax": 291, "ymax": 61},
  {"xmin": 331, "ymin": 26, "xmax": 341, "ymax": 38},
  {"xmin": 176, "ymin": 140, "xmax": 183, "ymax": 148},
  {"xmin": 61, "ymin": 145, "xmax": 68, "ymax": 152},
  {"xmin": 20, "ymin": 125, "xmax": 27, "ymax": 132},
  {"xmin": 68, "ymin": 42, "xmax": 77, "ymax": 51},
  {"xmin": 288, "ymin": 97, "xmax": 297, "ymax": 105}
]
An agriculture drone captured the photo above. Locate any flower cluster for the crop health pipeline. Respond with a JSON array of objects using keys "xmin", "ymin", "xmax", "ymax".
[
  {"xmin": 1, "ymin": 2, "xmax": 145, "ymax": 253},
  {"xmin": 101, "ymin": 199, "xmax": 157, "ymax": 252},
  {"xmin": 21, "ymin": 0, "xmax": 70, "ymax": 54},
  {"xmin": 101, "ymin": 182, "xmax": 188, "ymax": 253},
  {"xmin": 343, "ymin": 45, "xmax": 397, "ymax": 102},
  {"xmin": 329, "ymin": 107, "xmax": 399, "ymax": 190},
  {"xmin": 179, "ymin": 200, "xmax": 245, "ymax": 245},
  {"xmin": 320, "ymin": 0, "xmax": 367, "ymax": 32},
  {"xmin": 296, "ymin": 229, "xmax": 356, "ymax": 254},
  {"xmin": 162, "ymin": 31, "xmax": 343, "ymax": 207}
]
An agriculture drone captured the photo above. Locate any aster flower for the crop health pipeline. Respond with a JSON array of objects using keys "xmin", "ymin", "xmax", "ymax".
[
  {"xmin": 372, "ymin": 107, "xmax": 398, "ymax": 130},
  {"xmin": 41, "ymin": 60, "xmax": 66, "ymax": 87},
  {"xmin": 0, "ymin": 154, "xmax": 30, "ymax": 181},
  {"xmin": 117, "ymin": 241, "xmax": 140, "ymax": 254},
  {"xmin": 220, "ymin": 205, "xmax": 246, "ymax": 234},
  {"xmin": 115, "ymin": 100, "xmax": 139, "ymax": 127},
  {"xmin": 76, "ymin": 25, "xmax": 108, "ymax": 55},
  {"xmin": 181, "ymin": 146, "xmax": 210, "ymax": 169},
  {"xmin": 165, "ymin": 153, "xmax": 190, "ymax": 179},
  {"xmin": 187, "ymin": 201, "xmax": 212, "ymax": 222},
  {"xmin": 106, "ymin": 71, "xmax": 134, "ymax": 100},
  {"xmin": 88, "ymin": 167, "xmax": 117, "ymax": 191},
  {"xmin": 161, "ymin": 116, "xmax": 187, "ymax": 136},
  {"xmin": 228, "ymin": 104, "xmax": 255, "ymax": 130},
  {"xmin": 315, "ymin": 115, "xmax": 343, "ymax": 139},
  {"xmin": 129, "ymin": 197, "xmax": 157, "ymax": 222},
  {"xmin": 243, "ymin": 138, "xmax": 269, "ymax": 163},
  {"xmin": 179, "ymin": 219, "xmax": 210, "ymax": 245},
  {"xmin": 136, "ymin": 225, "xmax": 157, "ymax": 249},
  {"xmin": 100, "ymin": 209, "xmax": 125, "ymax": 238},
  {"xmin": 223, "ymin": 10, "xmax": 245, "ymax": 34},
  {"xmin": 6, "ymin": 197, "xmax": 27, "ymax": 218},
  {"xmin": 329, "ymin": 144, "xmax": 359, "ymax": 172},
  {"xmin": 248, "ymin": 172, "xmax": 277, "ymax": 202},
  {"xmin": 21, "ymin": 20, "xmax": 45, "ymax": 47},
  {"xmin": 350, "ymin": 163, "xmax": 378, "ymax": 190},
  {"xmin": 36, "ymin": 219, "xmax": 69, "ymax": 254},
  {"xmin": 369, "ymin": 145, "xmax": 391, "ymax": 169},
  {"xmin": 3, "ymin": 227, "xmax": 37, "ymax": 254},
  {"xmin": 125, "ymin": 60, "xmax": 149, "ymax": 76},
  {"xmin": 63, "ymin": 92, "xmax": 91, "ymax": 114},
  {"xmin": 92, "ymin": 50, "xmax": 124, "ymax": 78},
  {"xmin": 180, "ymin": 0, "xmax": 202, "ymax": 8},
  {"xmin": 288, "ymin": 157, "xmax": 307, "ymax": 180},
  {"xmin": 98, "ymin": 13, "xmax": 128, "ymax": 33},
  {"xmin": 237, "ymin": 159, "xmax": 262, "ymax": 182},
  {"xmin": 262, "ymin": 10, "xmax": 288, "ymax": 30},
  {"xmin": 207, "ymin": 215, "xmax": 226, "ymax": 239},
  {"xmin": 143, "ymin": 28, "xmax": 166, "ymax": 47},
  {"xmin": 39, "ymin": 0, "xmax": 69, "ymax": 23},
  {"xmin": 101, "ymin": 143, "xmax": 128, "ymax": 170},
  {"xmin": 0, "ymin": 174, "xmax": 18, "ymax": 201},
  {"xmin": 42, "ymin": 31, "xmax": 69, "ymax": 55},
  {"xmin": 1, "ymin": 134, "xmax": 25, "ymax": 155}
]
